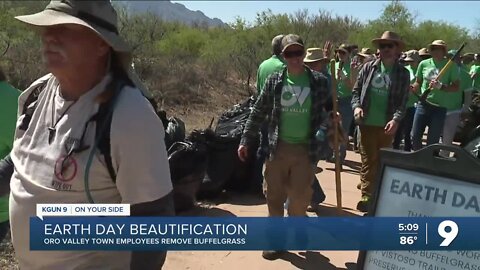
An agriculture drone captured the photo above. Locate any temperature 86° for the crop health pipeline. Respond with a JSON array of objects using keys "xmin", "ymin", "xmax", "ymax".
[{"xmin": 400, "ymin": 236, "xmax": 418, "ymax": 245}]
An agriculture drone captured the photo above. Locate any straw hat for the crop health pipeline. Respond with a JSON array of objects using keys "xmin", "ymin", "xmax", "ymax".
[
  {"xmin": 14, "ymin": 0, "xmax": 151, "ymax": 98},
  {"xmin": 371, "ymin": 31, "xmax": 405, "ymax": 50},
  {"xmin": 428, "ymin": 40, "xmax": 447, "ymax": 51},
  {"xmin": 418, "ymin": 48, "xmax": 430, "ymax": 56},
  {"xmin": 404, "ymin": 50, "xmax": 420, "ymax": 62},
  {"xmin": 357, "ymin": 48, "xmax": 373, "ymax": 58},
  {"xmin": 462, "ymin": 53, "xmax": 475, "ymax": 61},
  {"xmin": 304, "ymin": 48, "xmax": 328, "ymax": 63},
  {"xmin": 335, "ymin": 44, "xmax": 350, "ymax": 54}
]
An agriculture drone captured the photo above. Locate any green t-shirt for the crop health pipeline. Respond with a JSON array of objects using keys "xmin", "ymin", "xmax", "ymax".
[
  {"xmin": 334, "ymin": 61, "xmax": 352, "ymax": 98},
  {"xmin": 405, "ymin": 65, "xmax": 418, "ymax": 108},
  {"xmin": 470, "ymin": 64, "xmax": 480, "ymax": 90},
  {"xmin": 364, "ymin": 62, "xmax": 392, "ymax": 127},
  {"xmin": 279, "ymin": 70, "xmax": 312, "ymax": 144},
  {"xmin": 416, "ymin": 58, "xmax": 459, "ymax": 107},
  {"xmin": 256, "ymin": 55, "xmax": 286, "ymax": 94},
  {"xmin": 0, "ymin": 81, "xmax": 20, "ymax": 223},
  {"xmin": 438, "ymin": 65, "xmax": 472, "ymax": 111}
]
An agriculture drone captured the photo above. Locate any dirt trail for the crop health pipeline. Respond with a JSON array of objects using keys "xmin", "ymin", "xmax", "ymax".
[{"xmin": 164, "ymin": 150, "xmax": 364, "ymax": 270}]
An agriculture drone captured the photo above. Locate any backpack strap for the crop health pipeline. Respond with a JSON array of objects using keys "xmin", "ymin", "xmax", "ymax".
[
  {"xmin": 94, "ymin": 80, "xmax": 128, "ymax": 183},
  {"xmin": 18, "ymin": 82, "xmax": 48, "ymax": 131},
  {"xmin": 95, "ymin": 100, "xmax": 117, "ymax": 182},
  {"xmin": 92, "ymin": 78, "xmax": 156, "ymax": 185}
]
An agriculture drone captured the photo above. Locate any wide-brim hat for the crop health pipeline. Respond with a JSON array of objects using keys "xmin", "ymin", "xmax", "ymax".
[
  {"xmin": 357, "ymin": 47, "xmax": 373, "ymax": 58},
  {"xmin": 418, "ymin": 48, "xmax": 430, "ymax": 56},
  {"xmin": 404, "ymin": 50, "xmax": 420, "ymax": 62},
  {"xmin": 462, "ymin": 53, "xmax": 475, "ymax": 61},
  {"xmin": 304, "ymin": 48, "xmax": 328, "ymax": 63},
  {"xmin": 14, "ymin": 0, "xmax": 151, "ymax": 98},
  {"xmin": 371, "ymin": 31, "xmax": 405, "ymax": 50},
  {"xmin": 428, "ymin": 40, "xmax": 447, "ymax": 51},
  {"xmin": 335, "ymin": 44, "xmax": 350, "ymax": 54}
]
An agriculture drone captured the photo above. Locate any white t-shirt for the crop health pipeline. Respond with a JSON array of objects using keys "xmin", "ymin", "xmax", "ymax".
[{"xmin": 9, "ymin": 73, "xmax": 173, "ymax": 270}]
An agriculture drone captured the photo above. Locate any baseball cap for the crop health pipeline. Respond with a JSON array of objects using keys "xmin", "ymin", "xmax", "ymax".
[{"xmin": 281, "ymin": 34, "xmax": 304, "ymax": 52}]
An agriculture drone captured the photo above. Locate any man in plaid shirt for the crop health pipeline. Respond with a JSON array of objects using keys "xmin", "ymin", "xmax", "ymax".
[{"xmin": 238, "ymin": 34, "xmax": 334, "ymax": 260}]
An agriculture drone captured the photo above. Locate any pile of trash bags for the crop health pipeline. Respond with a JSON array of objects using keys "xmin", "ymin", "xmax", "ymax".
[
  {"xmin": 164, "ymin": 97, "xmax": 260, "ymax": 212},
  {"xmin": 198, "ymin": 97, "xmax": 259, "ymax": 199}
]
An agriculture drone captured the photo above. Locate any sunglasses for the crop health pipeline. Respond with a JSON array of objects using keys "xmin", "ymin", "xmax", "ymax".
[
  {"xmin": 284, "ymin": 50, "xmax": 304, "ymax": 58},
  {"xmin": 379, "ymin": 43, "xmax": 396, "ymax": 49},
  {"xmin": 430, "ymin": 46, "xmax": 445, "ymax": 52},
  {"xmin": 337, "ymin": 50, "xmax": 347, "ymax": 55}
]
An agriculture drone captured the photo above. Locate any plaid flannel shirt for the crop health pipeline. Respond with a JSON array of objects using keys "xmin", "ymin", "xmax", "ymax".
[
  {"xmin": 351, "ymin": 59, "xmax": 410, "ymax": 122},
  {"xmin": 240, "ymin": 66, "xmax": 332, "ymax": 164}
]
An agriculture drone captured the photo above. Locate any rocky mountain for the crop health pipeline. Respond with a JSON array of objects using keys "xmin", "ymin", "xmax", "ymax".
[{"xmin": 118, "ymin": 1, "xmax": 226, "ymax": 27}]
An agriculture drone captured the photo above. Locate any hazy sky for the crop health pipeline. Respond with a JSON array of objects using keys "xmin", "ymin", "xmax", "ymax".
[{"xmin": 172, "ymin": 1, "xmax": 479, "ymax": 34}]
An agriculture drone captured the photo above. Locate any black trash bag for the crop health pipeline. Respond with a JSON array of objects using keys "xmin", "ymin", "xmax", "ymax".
[
  {"xmin": 165, "ymin": 116, "xmax": 186, "ymax": 150},
  {"xmin": 456, "ymin": 91, "xmax": 480, "ymax": 145},
  {"xmin": 198, "ymin": 97, "xmax": 259, "ymax": 199},
  {"xmin": 168, "ymin": 129, "xmax": 209, "ymax": 212}
]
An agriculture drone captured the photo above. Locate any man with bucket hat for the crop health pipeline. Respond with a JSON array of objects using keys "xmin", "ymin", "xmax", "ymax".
[
  {"xmin": 411, "ymin": 40, "xmax": 460, "ymax": 150},
  {"xmin": 419, "ymin": 48, "xmax": 431, "ymax": 61},
  {"xmin": 331, "ymin": 43, "xmax": 353, "ymax": 165},
  {"xmin": 5, "ymin": 1, "xmax": 174, "ymax": 269},
  {"xmin": 351, "ymin": 31, "xmax": 410, "ymax": 211}
]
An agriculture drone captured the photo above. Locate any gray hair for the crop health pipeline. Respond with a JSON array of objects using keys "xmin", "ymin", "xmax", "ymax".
[{"xmin": 272, "ymin": 34, "xmax": 285, "ymax": 56}]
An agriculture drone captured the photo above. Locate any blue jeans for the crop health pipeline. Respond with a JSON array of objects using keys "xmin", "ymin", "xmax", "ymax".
[
  {"xmin": 411, "ymin": 103, "xmax": 447, "ymax": 151},
  {"xmin": 393, "ymin": 106, "xmax": 416, "ymax": 151},
  {"xmin": 338, "ymin": 97, "xmax": 354, "ymax": 162}
]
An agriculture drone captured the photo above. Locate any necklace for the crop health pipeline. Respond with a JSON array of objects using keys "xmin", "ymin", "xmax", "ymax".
[{"xmin": 48, "ymin": 90, "xmax": 77, "ymax": 144}]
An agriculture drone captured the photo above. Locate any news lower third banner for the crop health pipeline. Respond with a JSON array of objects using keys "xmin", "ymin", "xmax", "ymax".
[{"xmin": 30, "ymin": 216, "xmax": 480, "ymax": 251}]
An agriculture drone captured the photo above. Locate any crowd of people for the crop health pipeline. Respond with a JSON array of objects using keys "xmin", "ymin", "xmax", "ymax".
[
  {"xmin": 240, "ymin": 30, "xmax": 480, "ymax": 258},
  {"xmin": 0, "ymin": 0, "xmax": 479, "ymax": 269}
]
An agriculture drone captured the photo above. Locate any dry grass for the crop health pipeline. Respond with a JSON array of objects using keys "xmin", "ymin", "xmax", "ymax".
[{"xmin": 162, "ymin": 78, "xmax": 251, "ymax": 131}]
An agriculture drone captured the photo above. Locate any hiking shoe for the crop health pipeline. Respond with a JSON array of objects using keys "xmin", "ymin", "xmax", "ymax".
[
  {"xmin": 262, "ymin": 250, "xmax": 286, "ymax": 260},
  {"xmin": 356, "ymin": 196, "xmax": 371, "ymax": 212}
]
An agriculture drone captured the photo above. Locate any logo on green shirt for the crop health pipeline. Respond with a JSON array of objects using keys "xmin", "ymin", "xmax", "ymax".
[
  {"xmin": 424, "ymin": 67, "xmax": 439, "ymax": 81},
  {"xmin": 371, "ymin": 71, "xmax": 391, "ymax": 90},
  {"xmin": 281, "ymin": 86, "xmax": 311, "ymax": 108}
]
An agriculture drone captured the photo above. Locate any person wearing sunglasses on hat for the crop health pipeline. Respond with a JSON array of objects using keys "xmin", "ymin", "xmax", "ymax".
[
  {"xmin": 351, "ymin": 31, "xmax": 410, "ymax": 212},
  {"xmin": 238, "ymin": 34, "xmax": 334, "ymax": 260},
  {"xmin": 329, "ymin": 43, "xmax": 353, "ymax": 166},
  {"xmin": 0, "ymin": 66, "xmax": 20, "ymax": 243},
  {"xmin": 411, "ymin": 40, "xmax": 460, "ymax": 151},
  {"xmin": 6, "ymin": 1, "xmax": 174, "ymax": 269}
]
